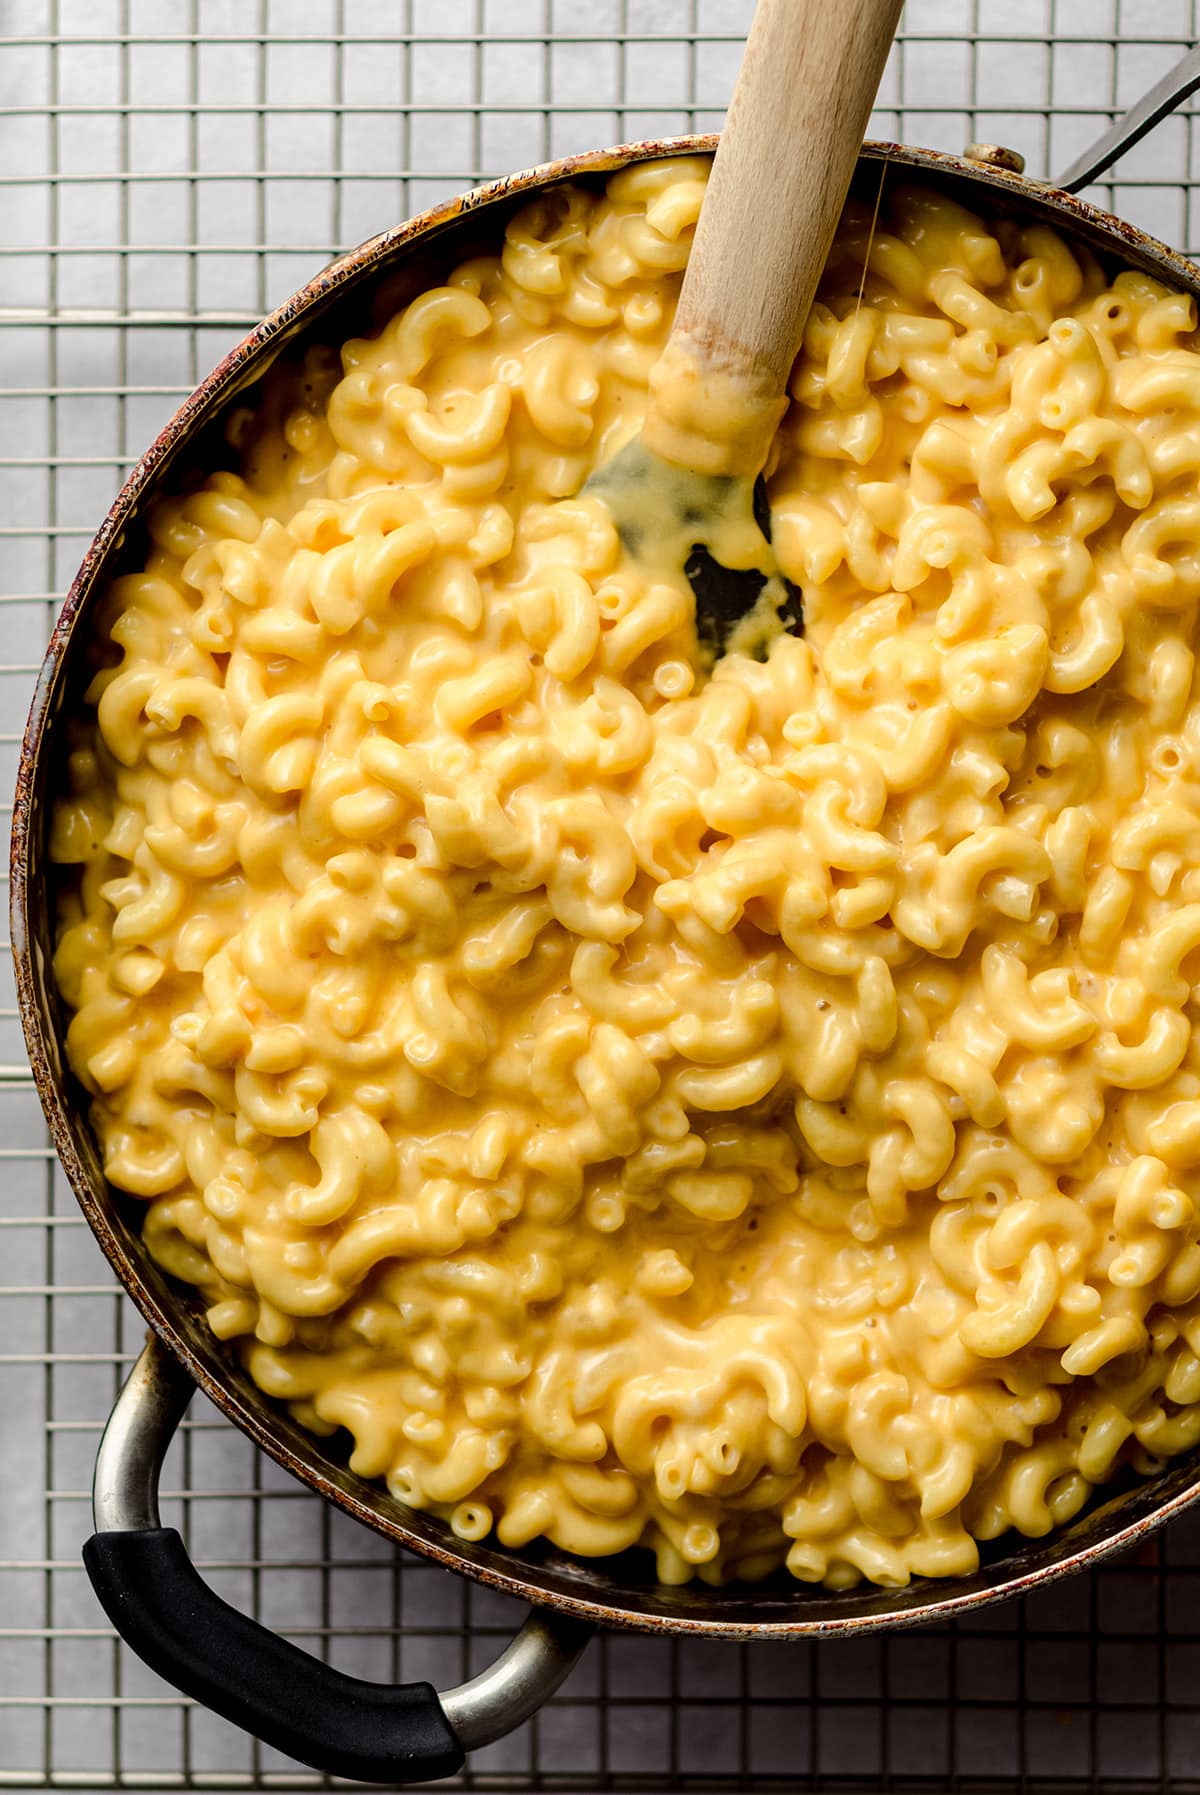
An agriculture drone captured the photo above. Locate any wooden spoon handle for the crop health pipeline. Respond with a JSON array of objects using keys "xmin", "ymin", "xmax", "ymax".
[{"xmin": 644, "ymin": 0, "xmax": 903, "ymax": 475}]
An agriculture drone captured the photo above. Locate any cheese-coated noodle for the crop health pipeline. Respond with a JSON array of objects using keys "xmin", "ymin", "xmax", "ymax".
[{"xmin": 51, "ymin": 160, "xmax": 1200, "ymax": 1588}]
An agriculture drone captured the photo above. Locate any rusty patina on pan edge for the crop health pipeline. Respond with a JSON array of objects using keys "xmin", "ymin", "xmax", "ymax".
[{"xmin": 14, "ymin": 135, "xmax": 1200, "ymax": 1639}]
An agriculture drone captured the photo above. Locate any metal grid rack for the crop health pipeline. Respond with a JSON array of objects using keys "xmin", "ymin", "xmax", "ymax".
[{"xmin": 7, "ymin": 1, "xmax": 1200, "ymax": 1788}]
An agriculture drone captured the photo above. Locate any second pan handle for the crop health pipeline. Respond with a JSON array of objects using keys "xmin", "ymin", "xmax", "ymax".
[{"xmin": 1054, "ymin": 41, "xmax": 1200, "ymax": 193}]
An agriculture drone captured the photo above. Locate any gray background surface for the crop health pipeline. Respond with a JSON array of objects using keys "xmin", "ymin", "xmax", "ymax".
[{"xmin": 4, "ymin": 2, "xmax": 1200, "ymax": 1788}]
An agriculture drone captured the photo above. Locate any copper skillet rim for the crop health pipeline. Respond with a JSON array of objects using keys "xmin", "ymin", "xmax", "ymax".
[{"xmin": 13, "ymin": 131, "xmax": 1200, "ymax": 1641}]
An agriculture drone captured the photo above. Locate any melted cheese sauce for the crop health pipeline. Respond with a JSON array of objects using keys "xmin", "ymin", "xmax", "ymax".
[
  {"xmin": 583, "ymin": 435, "xmax": 792, "ymax": 661},
  {"xmin": 50, "ymin": 159, "xmax": 1200, "ymax": 1589}
]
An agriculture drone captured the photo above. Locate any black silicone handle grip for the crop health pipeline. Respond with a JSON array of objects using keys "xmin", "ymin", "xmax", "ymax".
[{"xmin": 84, "ymin": 1528, "xmax": 464, "ymax": 1785}]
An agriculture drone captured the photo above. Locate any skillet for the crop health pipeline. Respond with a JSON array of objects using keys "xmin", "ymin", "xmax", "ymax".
[{"xmin": 13, "ymin": 41, "xmax": 1200, "ymax": 1785}]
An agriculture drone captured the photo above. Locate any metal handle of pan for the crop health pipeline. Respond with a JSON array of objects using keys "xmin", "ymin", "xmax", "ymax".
[
  {"xmin": 1054, "ymin": 40, "xmax": 1200, "ymax": 193},
  {"xmin": 83, "ymin": 1334, "xmax": 592, "ymax": 1786}
]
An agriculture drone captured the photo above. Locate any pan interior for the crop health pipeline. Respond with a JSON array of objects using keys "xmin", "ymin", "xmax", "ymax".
[{"xmin": 16, "ymin": 139, "xmax": 1200, "ymax": 1636}]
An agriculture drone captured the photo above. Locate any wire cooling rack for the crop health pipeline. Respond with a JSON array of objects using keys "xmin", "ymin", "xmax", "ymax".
[{"xmin": 9, "ymin": 2, "xmax": 1200, "ymax": 1789}]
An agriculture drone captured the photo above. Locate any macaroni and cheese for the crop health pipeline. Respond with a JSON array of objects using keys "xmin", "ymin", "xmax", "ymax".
[{"xmin": 51, "ymin": 159, "xmax": 1200, "ymax": 1589}]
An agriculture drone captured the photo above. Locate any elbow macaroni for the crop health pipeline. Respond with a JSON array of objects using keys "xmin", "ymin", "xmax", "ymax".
[{"xmin": 50, "ymin": 161, "xmax": 1200, "ymax": 1590}]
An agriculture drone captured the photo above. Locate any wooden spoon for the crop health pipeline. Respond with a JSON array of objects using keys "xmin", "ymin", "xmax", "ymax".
[{"xmin": 588, "ymin": 0, "xmax": 903, "ymax": 658}]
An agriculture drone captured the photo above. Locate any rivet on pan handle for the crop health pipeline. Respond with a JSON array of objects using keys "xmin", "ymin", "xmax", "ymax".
[
  {"xmin": 84, "ymin": 1334, "xmax": 592, "ymax": 1786},
  {"xmin": 1054, "ymin": 40, "xmax": 1200, "ymax": 193}
]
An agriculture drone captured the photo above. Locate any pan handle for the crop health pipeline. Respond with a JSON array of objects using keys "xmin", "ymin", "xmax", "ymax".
[
  {"xmin": 1054, "ymin": 40, "xmax": 1200, "ymax": 193},
  {"xmin": 83, "ymin": 1335, "xmax": 592, "ymax": 1786}
]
